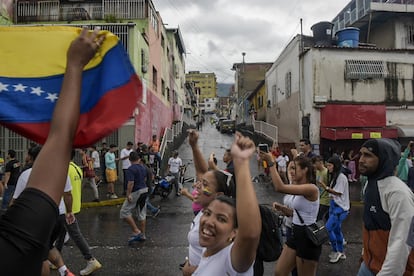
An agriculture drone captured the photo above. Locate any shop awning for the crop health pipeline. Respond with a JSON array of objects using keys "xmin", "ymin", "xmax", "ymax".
[
  {"xmin": 320, "ymin": 127, "xmax": 398, "ymax": 141},
  {"xmin": 395, "ymin": 125, "xmax": 414, "ymax": 138}
]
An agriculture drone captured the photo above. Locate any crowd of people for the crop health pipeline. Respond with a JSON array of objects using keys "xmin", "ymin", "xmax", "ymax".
[{"xmin": 1, "ymin": 28, "xmax": 414, "ymax": 276}]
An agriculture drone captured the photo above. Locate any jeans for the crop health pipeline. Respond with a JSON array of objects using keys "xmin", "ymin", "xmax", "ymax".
[
  {"xmin": 326, "ymin": 200, "xmax": 348, "ymax": 252},
  {"xmin": 357, "ymin": 262, "xmax": 376, "ymax": 276},
  {"xmin": 1, "ymin": 185, "xmax": 15, "ymax": 210},
  {"xmin": 56, "ymin": 217, "xmax": 93, "ymax": 260}
]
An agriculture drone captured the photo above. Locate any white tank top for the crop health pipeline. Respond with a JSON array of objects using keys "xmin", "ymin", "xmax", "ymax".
[{"xmin": 292, "ymin": 195, "xmax": 319, "ymax": 225}]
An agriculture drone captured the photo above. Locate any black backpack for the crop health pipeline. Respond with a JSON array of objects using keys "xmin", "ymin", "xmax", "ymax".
[{"xmin": 256, "ymin": 204, "xmax": 283, "ymax": 262}]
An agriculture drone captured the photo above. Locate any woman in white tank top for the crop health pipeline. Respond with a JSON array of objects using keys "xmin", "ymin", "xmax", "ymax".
[{"xmin": 260, "ymin": 151, "xmax": 321, "ymax": 276}]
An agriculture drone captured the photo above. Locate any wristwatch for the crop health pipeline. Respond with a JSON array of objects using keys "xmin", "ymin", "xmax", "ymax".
[{"xmin": 267, "ymin": 161, "xmax": 275, "ymax": 167}]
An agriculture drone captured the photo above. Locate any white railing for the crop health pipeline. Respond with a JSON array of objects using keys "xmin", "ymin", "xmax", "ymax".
[
  {"xmin": 252, "ymin": 115, "xmax": 278, "ymax": 145},
  {"xmin": 14, "ymin": 0, "xmax": 147, "ymax": 23}
]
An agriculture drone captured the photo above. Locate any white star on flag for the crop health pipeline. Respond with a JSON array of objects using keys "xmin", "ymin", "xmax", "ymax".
[
  {"xmin": 45, "ymin": 93, "xmax": 58, "ymax": 103},
  {"xmin": 0, "ymin": 82, "xmax": 9, "ymax": 92},
  {"xmin": 30, "ymin": 87, "xmax": 45, "ymax": 96},
  {"xmin": 13, "ymin": 83, "xmax": 27, "ymax": 92}
]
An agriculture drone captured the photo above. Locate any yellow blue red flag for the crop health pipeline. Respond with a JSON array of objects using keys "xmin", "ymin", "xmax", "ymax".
[{"xmin": 0, "ymin": 26, "xmax": 141, "ymax": 147}]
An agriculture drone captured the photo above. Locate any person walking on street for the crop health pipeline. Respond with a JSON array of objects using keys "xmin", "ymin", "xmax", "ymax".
[
  {"xmin": 90, "ymin": 145, "xmax": 102, "ymax": 186},
  {"xmin": 261, "ymin": 151, "xmax": 321, "ymax": 276},
  {"xmin": 299, "ymin": 138, "xmax": 316, "ymax": 158},
  {"xmin": 167, "ymin": 150, "xmax": 183, "ymax": 196},
  {"xmin": 120, "ymin": 151, "xmax": 149, "ymax": 244},
  {"xmin": 397, "ymin": 141, "xmax": 413, "ymax": 184},
  {"xmin": 120, "ymin": 141, "xmax": 134, "ymax": 196},
  {"xmin": 55, "ymin": 150, "xmax": 102, "ymax": 276},
  {"xmin": 105, "ymin": 144, "xmax": 119, "ymax": 199},
  {"xmin": 1, "ymin": 149, "xmax": 21, "ymax": 210},
  {"xmin": 149, "ymin": 134, "xmax": 162, "ymax": 171},
  {"xmin": 312, "ymin": 156, "xmax": 330, "ymax": 221},
  {"xmin": 79, "ymin": 148, "xmax": 99, "ymax": 202},
  {"xmin": 357, "ymin": 138, "xmax": 414, "ymax": 276},
  {"xmin": 321, "ymin": 155, "xmax": 350, "ymax": 264}
]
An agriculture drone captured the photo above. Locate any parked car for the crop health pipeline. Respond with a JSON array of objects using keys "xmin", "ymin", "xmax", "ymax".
[
  {"xmin": 216, "ymin": 117, "xmax": 227, "ymax": 130},
  {"xmin": 220, "ymin": 119, "xmax": 236, "ymax": 133}
]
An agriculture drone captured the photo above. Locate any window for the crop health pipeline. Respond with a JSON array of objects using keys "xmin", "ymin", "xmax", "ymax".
[
  {"xmin": 405, "ymin": 24, "xmax": 414, "ymax": 45},
  {"xmin": 152, "ymin": 66, "xmax": 157, "ymax": 90},
  {"xmin": 285, "ymin": 72, "xmax": 291, "ymax": 98},
  {"xmin": 345, "ymin": 60, "xmax": 388, "ymax": 79},
  {"xmin": 271, "ymin": 84, "xmax": 277, "ymax": 106}
]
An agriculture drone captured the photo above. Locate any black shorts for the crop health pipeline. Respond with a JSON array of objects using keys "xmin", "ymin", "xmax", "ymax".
[
  {"xmin": 0, "ymin": 188, "xmax": 59, "ymax": 275},
  {"xmin": 285, "ymin": 224, "xmax": 322, "ymax": 261}
]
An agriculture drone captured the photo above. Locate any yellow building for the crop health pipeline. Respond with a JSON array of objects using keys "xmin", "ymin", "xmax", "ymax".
[{"xmin": 186, "ymin": 71, "xmax": 217, "ymax": 103}]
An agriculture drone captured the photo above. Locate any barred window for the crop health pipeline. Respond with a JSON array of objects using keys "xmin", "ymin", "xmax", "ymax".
[{"xmin": 345, "ymin": 60, "xmax": 388, "ymax": 80}]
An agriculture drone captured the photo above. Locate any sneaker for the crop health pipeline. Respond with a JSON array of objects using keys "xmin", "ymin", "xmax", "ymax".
[
  {"xmin": 343, "ymin": 238, "xmax": 347, "ymax": 245},
  {"xmin": 153, "ymin": 208, "xmax": 161, "ymax": 217},
  {"xmin": 110, "ymin": 193, "xmax": 118, "ymax": 199},
  {"xmin": 64, "ymin": 269, "xmax": 75, "ymax": 276},
  {"xmin": 329, "ymin": 252, "xmax": 345, "ymax": 263},
  {"xmin": 328, "ymin": 251, "xmax": 336, "ymax": 259},
  {"xmin": 80, "ymin": 258, "xmax": 102, "ymax": 276},
  {"xmin": 92, "ymin": 198, "xmax": 100, "ymax": 202},
  {"xmin": 176, "ymin": 193, "xmax": 181, "ymax": 197},
  {"xmin": 128, "ymin": 233, "xmax": 146, "ymax": 244}
]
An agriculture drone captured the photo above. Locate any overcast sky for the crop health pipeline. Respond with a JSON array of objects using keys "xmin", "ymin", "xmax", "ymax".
[{"xmin": 153, "ymin": 0, "xmax": 350, "ymax": 83}]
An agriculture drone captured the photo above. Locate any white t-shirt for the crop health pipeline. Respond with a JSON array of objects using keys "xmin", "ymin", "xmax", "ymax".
[
  {"xmin": 276, "ymin": 155, "xmax": 289, "ymax": 168},
  {"xmin": 120, "ymin": 148, "xmax": 133, "ymax": 169},
  {"xmin": 91, "ymin": 150, "xmax": 100, "ymax": 169},
  {"xmin": 283, "ymin": 194, "xmax": 294, "ymax": 228},
  {"xmin": 14, "ymin": 168, "xmax": 72, "ymax": 215},
  {"xmin": 187, "ymin": 211, "xmax": 203, "ymax": 266},
  {"xmin": 168, "ymin": 157, "xmax": 182, "ymax": 173},
  {"xmin": 330, "ymin": 173, "xmax": 350, "ymax": 211},
  {"xmin": 193, "ymin": 243, "xmax": 253, "ymax": 275}
]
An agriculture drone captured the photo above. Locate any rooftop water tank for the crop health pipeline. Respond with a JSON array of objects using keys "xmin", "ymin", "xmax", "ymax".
[
  {"xmin": 336, "ymin": 27, "xmax": 360, "ymax": 47},
  {"xmin": 311, "ymin": 21, "xmax": 334, "ymax": 46}
]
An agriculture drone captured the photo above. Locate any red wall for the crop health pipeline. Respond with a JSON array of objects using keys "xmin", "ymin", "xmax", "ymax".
[
  {"xmin": 134, "ymin": 89, "xmax": 173, "ymax": 144},
  {"xmin": 320, "ymin": 104, "xmax": 386, "ymax": 127}
]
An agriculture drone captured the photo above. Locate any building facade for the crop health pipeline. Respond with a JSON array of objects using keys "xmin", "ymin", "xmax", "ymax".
[{"xmin": 265, "ymin": 0, "xmax": 414, "ymax": 158}]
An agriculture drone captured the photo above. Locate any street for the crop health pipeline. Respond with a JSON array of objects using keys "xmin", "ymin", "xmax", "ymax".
[{"xmin": 57, "ymin": 122, "xmax": 364, "ymax": 275}]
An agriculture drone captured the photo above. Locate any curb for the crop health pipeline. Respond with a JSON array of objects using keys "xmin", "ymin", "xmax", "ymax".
[{"xmin": 81, "ymin": 197, "xmax": 125, "ymax": 208}]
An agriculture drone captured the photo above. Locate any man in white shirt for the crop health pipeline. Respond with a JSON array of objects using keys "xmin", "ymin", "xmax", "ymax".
[
  {"xmin": 90, "ymin": 145, "xmax": 101, "ymax": 186},
  {"xmin": 167, "ymin": 150, "xmax": 182, "ymax": 196},
  {"xmin": 120, "ymin": 141, "xmax": 134, "ymax": 195}
]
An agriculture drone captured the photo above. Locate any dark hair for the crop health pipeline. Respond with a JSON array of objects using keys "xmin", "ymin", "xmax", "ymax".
[
  {"xmin": 129, "ymin": 151, "xmax": 140, "ymax": 162},
  {"xmin": 8, "ymin": 149, "xmax": 16, "ymax": 158},
  {"xmin": 127, "ymin": 141, "xmax": 133, "ymax": 146},
  {"xmin": 300, "ymin": 138, "xmax": 311, "ymax": 145},
  {"xmin": 212, "ymin": 170, "xmax": 236, "ymax": 198},
  {"xmin": 293, "ymin": 155, "xmax": 315, "ymax": 184},
  {"xmin": 311, "ymin": 155, "xmax": 324, "ymax": 163},
  {"xmin": 28, "ymin": 146, "xmax": 42, "ymax": 161},
  {"xmin": 109, "ymin": 144, "xmax": 117, "ymax": 148},
  {"xmin": 215, "ymin": 195, "xmax": 237, "ymax": 228},
  {"xmin": 71, "ymin": 149, "xmax": 76, "ymax": 160},
  {"xmin": 327, "ymin": 155, "xmax": 342, "ymax": 188}
]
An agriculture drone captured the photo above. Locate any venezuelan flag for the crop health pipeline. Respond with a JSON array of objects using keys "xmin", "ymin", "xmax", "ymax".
[{"xmin": 0, "ymin": 26, "xmax": 141, "ymax": 147}]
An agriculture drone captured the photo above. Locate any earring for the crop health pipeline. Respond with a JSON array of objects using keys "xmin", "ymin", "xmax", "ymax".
[{"xmin": 228, "ymin": 237, "xmax": 234, "ymax": 243}]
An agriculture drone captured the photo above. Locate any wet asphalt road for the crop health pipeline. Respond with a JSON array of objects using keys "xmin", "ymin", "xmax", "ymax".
[{"xmin": 56, "ymin": 122, "xmax": 364, "ymax": 276}]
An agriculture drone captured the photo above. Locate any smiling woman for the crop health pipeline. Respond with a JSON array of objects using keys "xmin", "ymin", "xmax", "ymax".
[{"xmin": 186, "ymin": 130, "xmax": 261, "ymax": 276}]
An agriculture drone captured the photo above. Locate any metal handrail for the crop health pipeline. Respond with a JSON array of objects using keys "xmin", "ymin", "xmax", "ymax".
[{"xmin": 252, "ymin": 115, "xmax": 278, "ymax": 145}]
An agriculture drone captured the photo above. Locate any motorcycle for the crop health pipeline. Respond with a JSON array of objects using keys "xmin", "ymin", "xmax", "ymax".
[{"xmin": 152, "ymin": 175, "xmax": 175, "ymax": 199}]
